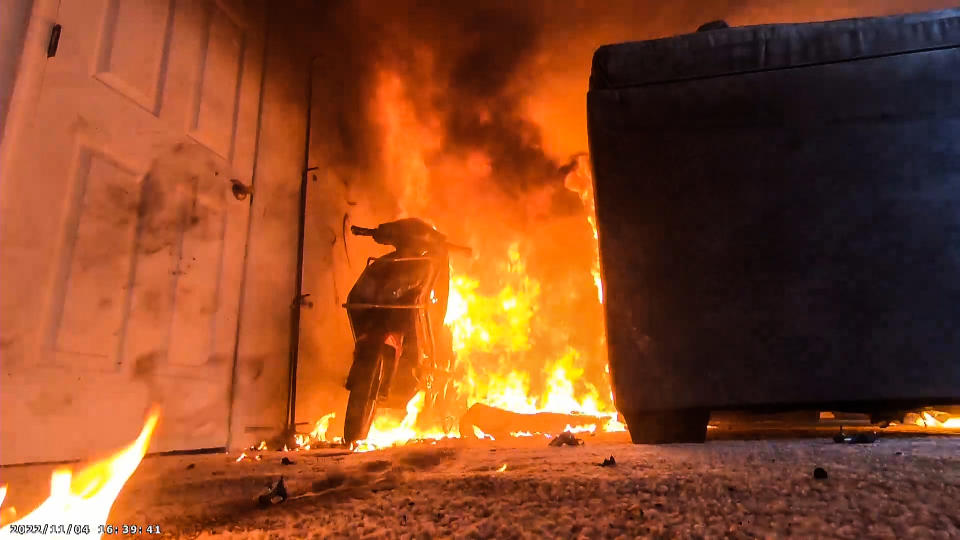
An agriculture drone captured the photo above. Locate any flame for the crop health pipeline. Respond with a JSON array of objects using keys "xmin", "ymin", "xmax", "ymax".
[
  {"xmin": 347, "ymin": 69, "xmax": 622, "ymax": 450},
  {"xmin": 920, "ymin": 411, "xmax": 960, "ymax": 429},
  {"xmin": 445, "ymin": 255, "xmax": 619, "ymax": 427},
  {"xmin": 472, "ymin": 426, "xmax": 495, "ymax": 441},
  {"xmin": 353, "ymin": 392, "xmax": 452, "ymax": 452},
  {"xmin": 295, "ymin": 412, "xmax": 336, "ymax": 449},
  {"xmin": 0, "ymin": 487, "xmax": 13, "ymax": 526},
  {"xmin": 0, "ymin": 408, "xmax": 160, "ymax": 534},
  {"xmin": 496, "ymin": 463, "xmax": 508, "ymax": 473},
  {"xmin": 235, "ymin": 453, "xmax": 247, "ymax": 462},
  {"xmin": 564, "ymin": 424, "xmax": 597, "ymax": 435},
  {"xmin": 564, "ymin": 154, "xmax": 603, "ymax": 304},
  {"xmin": 310, "ymin": 412, "xmax": 336, "ymax": 441}
]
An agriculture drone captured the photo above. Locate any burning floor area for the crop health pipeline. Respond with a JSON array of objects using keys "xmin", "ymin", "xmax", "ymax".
[{"xmin": 2, "ymin": 427, "xmax": 959, "ymax": 538}]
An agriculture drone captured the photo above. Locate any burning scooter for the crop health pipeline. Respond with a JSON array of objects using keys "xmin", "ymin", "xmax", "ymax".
[{"xmin": 342, "ymin": 218, "xmax": 471, "ymax": 444}]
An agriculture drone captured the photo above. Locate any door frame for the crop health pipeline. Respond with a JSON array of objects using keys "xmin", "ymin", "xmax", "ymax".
[{"xmin": 0, "ymin": 0, "xmax": 58, "ymax": 165}]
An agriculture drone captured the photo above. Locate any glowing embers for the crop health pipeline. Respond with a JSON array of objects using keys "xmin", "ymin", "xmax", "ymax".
[{"xmin": 0, "ymin": 409, "xmax": 160, "ymax": 534}]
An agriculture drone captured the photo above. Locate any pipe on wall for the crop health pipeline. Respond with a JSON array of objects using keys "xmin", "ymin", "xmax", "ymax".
[{"xmin": 284, "ymin": 54, "xmax": 319, "ymax": 442}]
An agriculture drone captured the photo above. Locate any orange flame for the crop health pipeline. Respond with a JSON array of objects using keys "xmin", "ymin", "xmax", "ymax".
[
  {"xmin": 0, "ymin": 408, "xmax": 160, "ymax": 534},
  {"xmin": 919, "ymin": 411, "xmax": 960, "ymax": 429},
  {"xmin": 347, "ymin": 68, "xmax": 621, "ymax": 449},
  {"xmin": 564, "ymin": 424, "xmax": 598, "ymax": 435},
  {"xmin": 352, "ymin": 392, "xmax": 453, "ymax": 452},
  {"xmin": 563, "ymin": 154, "xmax": 603, "ymax": 304},
  {"xmin": 472, "ymin": 426, "xmax": 495, "ymax": 441},
  {"xmin": 295, "ymin": 412, "xmax": 336, "ymax": 450}
]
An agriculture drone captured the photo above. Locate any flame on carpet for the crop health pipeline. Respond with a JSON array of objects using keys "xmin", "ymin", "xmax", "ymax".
[{"xmin": 0, "ymin": 408, "xmax": 160, "ymax": 535}]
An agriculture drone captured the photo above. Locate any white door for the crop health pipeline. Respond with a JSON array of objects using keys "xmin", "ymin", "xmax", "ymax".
[{"xmin": 0, "ymin": 0, "xmax": 265, "ymax": 464}]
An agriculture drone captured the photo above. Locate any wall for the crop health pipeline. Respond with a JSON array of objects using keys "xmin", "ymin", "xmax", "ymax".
[
  {"xmin": 0, "ymin": 0, "xmax": 33, "ymax": 147},
  {"xmin": 227, "ymin": 1, "xmax": 314, "ymax": 449},
  {"xmin": 292, "ymin": 59, "xmax": 396, "ymax": 437}
]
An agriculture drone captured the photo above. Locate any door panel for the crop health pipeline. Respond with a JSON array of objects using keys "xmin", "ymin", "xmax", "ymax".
[
  {"xmin": 0, "ymin": 0, "xmax": 265, "ymax": 464},
  {"xmin": 51, "ymin": 146, "xmax": 141, "ymax": 370},
  {"xmin": 189, "ymin": 1, "xmax": 246, "ymax": 158},
  {"xmin": 93, "ymin": 0, "xmax": 175, "ymax": 115}
]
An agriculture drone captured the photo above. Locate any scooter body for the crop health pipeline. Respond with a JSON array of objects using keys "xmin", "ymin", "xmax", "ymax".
[{"xmin": 342, "ymin": 219, "xmax": 464, "ymax": 444}]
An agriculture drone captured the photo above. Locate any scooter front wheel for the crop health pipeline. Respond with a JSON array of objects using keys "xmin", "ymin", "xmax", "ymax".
[{"xmin": 344, "ymin": 340, "xmax": 384, "ymax": 445}]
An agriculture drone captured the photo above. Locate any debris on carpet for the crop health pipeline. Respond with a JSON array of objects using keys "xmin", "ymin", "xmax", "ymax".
[
  {"xmin": 549, "ymin": 432, "xmax": 584, "ymax": 447},
  {"xmin": 460, "ymin": 403, "xmax": 607, "ymax": 441},
  {"xmin": 257, "ymin": 476, "xmax": 288, "ymax": 507},
  {"xmin": 833, "ymin": 431, "xmax": 878, "ymax": 444}
]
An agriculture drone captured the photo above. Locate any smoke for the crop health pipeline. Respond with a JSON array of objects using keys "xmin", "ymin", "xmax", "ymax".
[{"xmin": 310, "ymin": 1, "xmax": 583, "ymax": 206}]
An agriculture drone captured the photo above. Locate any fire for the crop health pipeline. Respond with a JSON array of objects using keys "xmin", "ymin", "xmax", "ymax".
[
  {"xmin": 295, "ymin": 412, "xmax": 336, "ymax": 449},
  {"xmin": 444, "ymin": 243, "xmax": 539, "ymax": 353},
  {"xmin": 352, "ymin": 392, "xmax": 452, "ymax": 452},
  {"xmin": 446, "ymin": 271, "xmax": 623, "ymax": 431},
  {"xmin": 472, "ymin": 427, "xmax": 495, "ymax": 441},
  {"xmin": 564, "ymin": 154, "xmax": 603, "ymax": 304},
  {"xmin": 918, "ymin": 411, "xmax": 960, "ymax": 429},
  {"xmin": 0, "ymin": 487, "xmax": 13, "ymax": 525},
  {"xmin": 347, "ymin": 68, "xmax": 621, "ymax": 450},
  {"xmin": 311, "ymin": 412, "xmax": 336, "ymax": 441},
  {"xmin": 564, "ymin": 424, "xmax": 598, "ymax": 435},
  {"xmin": 0, "ymin": 408, "xmax": 160, "ymax": 535}
]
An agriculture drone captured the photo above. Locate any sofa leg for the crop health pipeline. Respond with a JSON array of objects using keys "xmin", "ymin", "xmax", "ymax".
[{"xmin": 625, "ymin": 409, "xmax": 710, "ymax": 444}]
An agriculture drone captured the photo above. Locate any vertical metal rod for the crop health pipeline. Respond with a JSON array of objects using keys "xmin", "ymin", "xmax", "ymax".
[{"xmin": 286, "ymin": 55, "xmax": 317, "ymax": 438}]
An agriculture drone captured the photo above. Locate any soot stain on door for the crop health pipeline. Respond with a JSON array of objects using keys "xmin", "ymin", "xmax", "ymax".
[{"xmin": 136, "ymin": 144, "xmax": 227, "ymax": 257}]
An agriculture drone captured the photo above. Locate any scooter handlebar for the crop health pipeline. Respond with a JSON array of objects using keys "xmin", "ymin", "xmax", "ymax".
[
  {"xmin": 351, "ymin": 226, "xmax": 376, "ymax": 237},
  {"xmin": 351, "ymin": 224, "xmax": 471, "ymax": 255}
]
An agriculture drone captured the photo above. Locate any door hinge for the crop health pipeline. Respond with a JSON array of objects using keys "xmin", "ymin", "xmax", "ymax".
[
  {"xmin": 47, "ymin": 24, "xmax": 62, "ymax": 58},
  {"xmin": 292, "ymin": 293, "xmax": 313, "ymax": 309}
]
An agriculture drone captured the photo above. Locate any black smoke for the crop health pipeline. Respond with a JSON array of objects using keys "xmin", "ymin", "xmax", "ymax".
[{"xmin": 309, "ymin": 0, "xmax": 568, "ymax": 202}]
